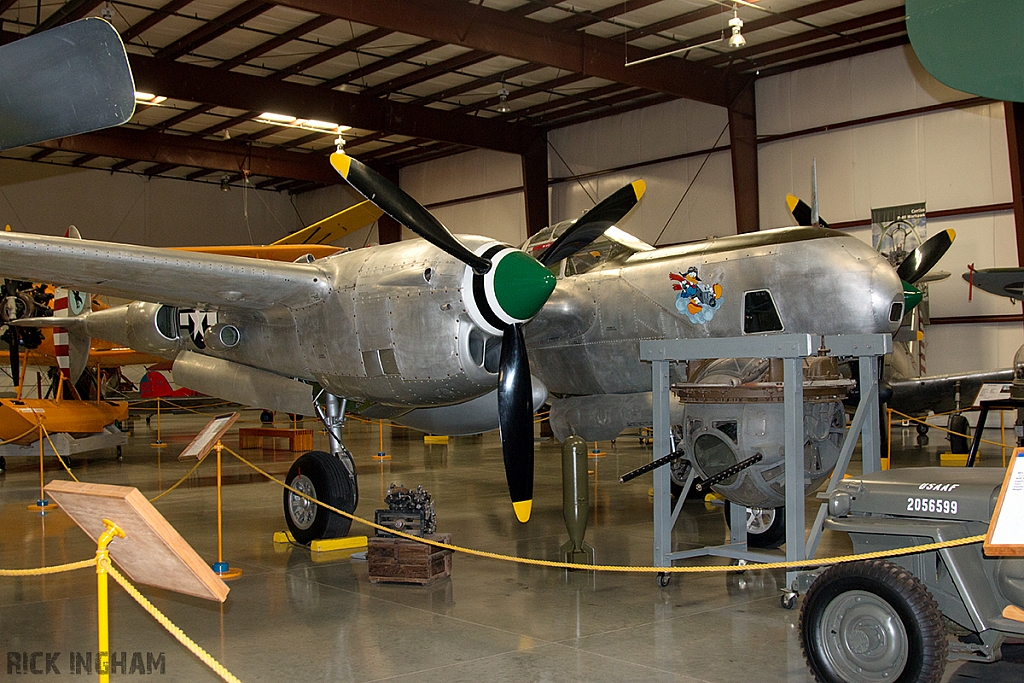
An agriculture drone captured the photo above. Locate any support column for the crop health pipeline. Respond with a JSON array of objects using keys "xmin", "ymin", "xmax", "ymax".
[
  {"xmin": 728, "ymin": 81, "xmax": 759, "ymax": 234},
  {"xmin": 521, "ymin": 133, "xmax": 549, "ymax": 236},
  {"xmin": 376, "ymin": 164, "xmax": 402, "ymax": 244}
]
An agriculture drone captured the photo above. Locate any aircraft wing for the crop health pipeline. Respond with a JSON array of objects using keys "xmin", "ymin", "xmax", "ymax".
[
  {"xmin": 889, "ymin": 368, "xmax": 1014, "ymax": 417},
  {"xmin": 272, "ymin": 200, "xmax": 383, "ymax": 245},
  {"xmin": 0, "ymin": 232, "xmax": 332, "ymax": 310},
  {"xmin": 964, "ymin": 268, "xmax": 1024, "ymax": 300}
]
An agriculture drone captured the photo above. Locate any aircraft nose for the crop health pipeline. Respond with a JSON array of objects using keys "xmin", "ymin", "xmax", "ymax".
[{"xmin": 491, "ymin": 250, "xmax": 557, "ymax": 322}]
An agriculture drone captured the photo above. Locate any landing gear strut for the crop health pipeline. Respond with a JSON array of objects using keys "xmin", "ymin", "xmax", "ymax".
[{"xmin": 283, "ymin": 392, "xmax": 359, "ymax": 544}]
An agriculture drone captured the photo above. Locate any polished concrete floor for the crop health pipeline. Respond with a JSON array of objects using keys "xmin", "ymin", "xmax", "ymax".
[{"xmin": 1, "ymin": 410, "xmax": 1021, "ymax": 682}]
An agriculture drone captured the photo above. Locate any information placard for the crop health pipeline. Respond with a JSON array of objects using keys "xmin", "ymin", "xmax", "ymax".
[
  {"xmin": 179, "ymin": 412, "xmax": 239, "ymax": 461},
  {"xmin": 984, "ymin": 448, "xmax": 1024, "ymax": 556}
]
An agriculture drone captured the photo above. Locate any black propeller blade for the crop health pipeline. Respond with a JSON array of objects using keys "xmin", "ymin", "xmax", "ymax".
[
  {"xmin": 331, "ymin": 151, "xmax": 647, "ymax": 523},
  {"xmin": 896, "ymin": 229, "xmax": 956, "ymax": 285},
  {"xmin": 331, "ymin": 152, "xmax": 490, "ymax": 273},
  {"xmin": 538, "ymin": 180, "xmax": 646, "ymax": 267},
  {"xmin": 786, "ymin": 194, "xmax": 830, "ymax": 229},
  {"xmin": 497, "ymin": 323, "xmax": 535, "ymax": 522}
]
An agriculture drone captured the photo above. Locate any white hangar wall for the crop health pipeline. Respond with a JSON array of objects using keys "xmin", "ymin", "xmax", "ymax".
[
  {"xmin": 0, "ymin": 160, "xmax": 304, "ymax": 246},
  {"xmin": 757, "ymin": 44, "xmax": 1019, "ymax": 377}
]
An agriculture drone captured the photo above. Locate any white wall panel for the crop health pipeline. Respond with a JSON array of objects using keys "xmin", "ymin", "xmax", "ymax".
[
  {"xmin": 429, "ymin": 192, "xmax": 527, "ymax": 246},
  {"xmin": 759, "ymin": 45, "xmax": 968, "ymax": 136},
  {"xmin": 401, "ymin": 148, "xmax": 521, "ymax": 205},
  {"xmin": 0, "ymin": 159, "xmax": 301, "ymax": 246},
  {"xmin": 921, "ymin": 323, "xmax": 1020, "ymax": 376}
]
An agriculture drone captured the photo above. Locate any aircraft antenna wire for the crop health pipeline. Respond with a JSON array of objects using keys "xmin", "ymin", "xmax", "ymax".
[
  {"xmin": 654, "ymin": 120, "xmax": 730, "ymax": 246},
  {"xmin": 546, "ymin": 139, "xmax": 596, "ymax": 205}
]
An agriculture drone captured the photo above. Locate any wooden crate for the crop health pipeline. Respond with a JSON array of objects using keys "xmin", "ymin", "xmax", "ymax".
[
  {"xmin": 367, "ymin": 533, "xmax": 452, "ymax": 585},
  {"xmin": 238, "ymin": 427, "xmax": 313, "ymax": 451}
]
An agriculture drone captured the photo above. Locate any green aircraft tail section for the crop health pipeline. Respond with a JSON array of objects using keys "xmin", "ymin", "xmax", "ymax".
[{"xmin": 907, "ymin": 0, "xmax": 1024, "ymax": 102}]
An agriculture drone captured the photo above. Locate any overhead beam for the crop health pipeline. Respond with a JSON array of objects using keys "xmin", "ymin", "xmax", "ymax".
[
  {"xmin": 36, "ymin": 128, "xmax": 341, "ymax": 185},
  {"xmin": 277, "ymin": 0, "xmax": 735, "ymax": 107},
  {"xmin": 128, "ymin": 55, "xmax": 539, "ymax": 154}
]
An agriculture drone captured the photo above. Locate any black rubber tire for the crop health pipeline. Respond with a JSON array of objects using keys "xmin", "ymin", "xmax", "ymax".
[
  {"xmin": 948, "ymin": 415, "xmax": 970, "ymax": 454},
  {"xmin": 800, "ymin": 559, "xmax": 947, "ymax": 683},
  {"xmin": 260, "ymin": 410, "xmax": 274, "ymax": 424},
  {"xmin": 657, "ymin": 573, "xmax": 671, "ymax": 587},
  {"xmin": 916, "ymin": 423, "xmax": 929, "ymax": 436},
  {"xmin": 283, "ymin": 451, "xmax": 355, "ymax": 544},
  {"xmin": 724, "ymin": 502, "xmax": 786, "ymax": 549},
  {"xmin": 0, "ymin": 455, "xmax": 5, "ymax": 473}
]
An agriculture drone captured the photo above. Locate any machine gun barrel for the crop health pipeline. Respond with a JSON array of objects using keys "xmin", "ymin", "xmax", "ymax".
[
  {"xmin": 619, "ymin": 448, "xmax": 687, "ymax": 483},
  {"xmin": 694, "ymin": 453, "xmax": 764, "ymax": 493}
]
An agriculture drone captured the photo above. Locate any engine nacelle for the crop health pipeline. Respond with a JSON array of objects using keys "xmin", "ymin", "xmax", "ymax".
[{"xmin": 124, "ymin": 302, "xmax": 184, "ymax": 356}]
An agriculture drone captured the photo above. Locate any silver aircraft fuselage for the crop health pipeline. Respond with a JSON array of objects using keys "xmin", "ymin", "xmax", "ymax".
[{"xmin": 525, "ymin": 226, "xmax": 905, "ymax": 396}]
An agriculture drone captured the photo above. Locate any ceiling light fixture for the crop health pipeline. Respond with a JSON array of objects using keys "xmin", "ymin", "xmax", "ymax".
[
  {"xmin": 728, "ymin": 9, "xmax": 746, "ymax": 49},
  {"xmin": 134, "ymin": 91, "xmax": 167, "ymax": 105},
  {"xmin": 497, "ymin": 86, "xmax": 511, "ymax": 114},
  {"xmin": 255, "ymin": 112, "xmax": 352, "ymax": 134}
]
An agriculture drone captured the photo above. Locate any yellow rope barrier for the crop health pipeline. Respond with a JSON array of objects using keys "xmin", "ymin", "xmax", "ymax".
[
  {"xmin": 40, "ymin": 424, "xmax": 80, "ymax": 484},
  {"xmin": 149, "ymin": 456, "xmax": 206, "ymax": 503},
  {"xmin": 888, "ymin": 408, "xmax": 1008, "ymax": 450},
  {"xmin": 0, "ymin": 424, "xmax": 42, "ymax": 446},
  {"xmin": 105, "ymin": 562, "xmax": 243, "ymax": 683},
  {"xmin": 0, "ymin": 558, "xmax": 96, "ymax": 577},
  {"xmin": 225, "ymin": 447, "xmax": 986, "ymax": 574}
]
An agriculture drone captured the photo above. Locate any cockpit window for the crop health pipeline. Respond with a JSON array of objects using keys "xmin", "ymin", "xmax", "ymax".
[
  {"xmin": 743, "ymin": 290, "xmax": 783, "ymax": 334},
  {"xmin": 521, "ymin": 220, "xmax": 653, "ymax": 276}
]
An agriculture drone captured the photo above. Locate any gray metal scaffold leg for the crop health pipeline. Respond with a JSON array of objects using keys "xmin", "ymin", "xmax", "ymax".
[{"xmin": 640, "ymin": 333, "xmax": 890, "ymax": 593}]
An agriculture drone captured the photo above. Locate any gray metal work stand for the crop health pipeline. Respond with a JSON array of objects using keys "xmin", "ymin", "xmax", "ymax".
[{"xmin": 639, "ymin": 333, "xmax": 891, "ymax": 593}]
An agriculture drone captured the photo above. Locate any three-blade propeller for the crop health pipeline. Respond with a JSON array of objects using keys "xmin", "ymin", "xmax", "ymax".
[{"xmin": 332, "ymin": 152, "xmax": 644, "ymax": 522}]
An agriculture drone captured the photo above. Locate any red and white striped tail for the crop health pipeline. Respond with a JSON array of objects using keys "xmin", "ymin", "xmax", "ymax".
[{"xmin": 53, "ymin": 288, "xmax": 70, "ymax": 381}]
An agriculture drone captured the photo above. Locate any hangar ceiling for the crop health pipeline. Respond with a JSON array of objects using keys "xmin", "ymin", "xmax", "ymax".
[{"xmin": 0, "ymin": 0, "xmax": 908, "ymax": 194}]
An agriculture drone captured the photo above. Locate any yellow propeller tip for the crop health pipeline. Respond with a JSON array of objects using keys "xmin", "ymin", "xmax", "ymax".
[
  {"xmin": 947, "ymin": 228, "xmax": 956, "ymax": 241},
  {"xmin": 330, "ymin": 152, "xmax": 352, "ymax": 178},
  {"xmin": 786, "ymin": 194, "xmax": 799, "ymax": 211},
  {"xmin": 632, "ymin": 179, "xmax": 646, "ymax": 199},
  {"xmin": 512, "ymin": 499, "xmax": 532, "ymax": 523}
]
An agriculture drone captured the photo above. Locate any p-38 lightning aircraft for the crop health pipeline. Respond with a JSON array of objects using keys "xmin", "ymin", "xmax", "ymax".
[{"xmin": 1, "ymin": 152, "xmax": 646, "ymax": 542}]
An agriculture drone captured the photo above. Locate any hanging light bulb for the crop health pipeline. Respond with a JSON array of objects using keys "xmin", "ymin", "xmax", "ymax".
[
  {"xmin": 497, "ymin": 86, "xmax": 511, "ymax": 114},
  {"xmin": 728, "ymin": 9, "xmax": 746, "ymax": 49}
]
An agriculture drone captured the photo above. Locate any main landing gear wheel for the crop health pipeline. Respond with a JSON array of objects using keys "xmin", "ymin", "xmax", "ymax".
[
  {"xmin": 724, "ymin": 502, "xmax": 786, "ymax": 549},
  {"xmin": 947, "ymin": 414, "xmax": 970, "ymax": 455},
  {"xmin": 0, "ymin": 455, "xmax": 5, "ymax": 473},
  {"xmin": 657, "ymin": 573, "xmax": 671, "ymax": 587},
  {"xmin": 284, "ymin": 451, "xmax": 356, "ymax": 544},
  {"xmin": 800, "ymin": 559, "xmax": 946, "ymax": 683}
]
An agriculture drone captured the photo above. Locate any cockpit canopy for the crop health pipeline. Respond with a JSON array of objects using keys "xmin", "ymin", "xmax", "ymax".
[{"xmin": 521, "ymin": 220, "xmax": 654, "ymax": 277}]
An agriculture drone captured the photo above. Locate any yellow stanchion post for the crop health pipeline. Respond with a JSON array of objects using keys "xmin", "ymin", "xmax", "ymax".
[
  {"xmin": 151, "ymin": 397, "xmax": 167, "ymax": 448},
  {"xmin": 1001, "ymin": 410, "xmax": 1007, "ymax": 467},
  {"xmin": 373, "ymin": 420, "xmax": 390, "ymax": 460},
  {"xmin": 212, "ymin": 441, "xmax": 242, "ymax": 580},
  {"xmin": 29, "ymin": 424, "xmax": 57, "ymax": 511},
  {"xmin": 96, "ymin": 519, "xmax": 125, "ymax": 683},
  {"xmin": 883, "ymin": 407, "xmax": 892, "ymax": 470}
]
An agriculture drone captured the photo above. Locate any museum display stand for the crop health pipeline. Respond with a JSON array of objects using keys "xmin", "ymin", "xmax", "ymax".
[{"xmin": 640, "ymin": 333, "xmax": 891, "ymax": 594}]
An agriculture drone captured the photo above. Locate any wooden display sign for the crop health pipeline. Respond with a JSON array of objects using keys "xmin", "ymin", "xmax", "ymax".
[
  {"xmin": 984, "ymin": 448, "xmax": 1024, "ymax": 557},
  {"xmin": 179, "ymin": 412, "xmax": 239, "ymax": 461},
  {"xmin": 45, "ymin": 480, "xmax": 229, "ymax": 601}
]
